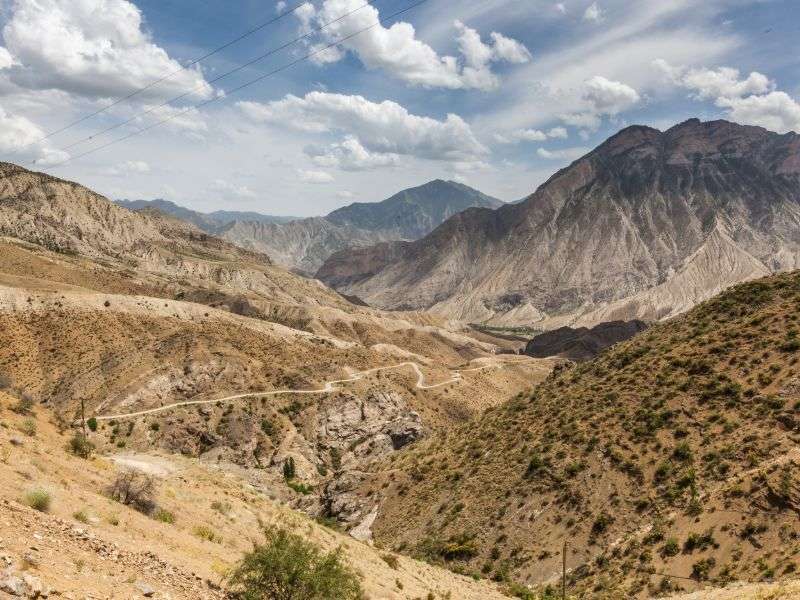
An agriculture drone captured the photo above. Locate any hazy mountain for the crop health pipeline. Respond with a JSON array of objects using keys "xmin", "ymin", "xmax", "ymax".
[
  {"xmin": 216, "ymin": 180, "xmax": 502, "ymax": 274},
  {"xmin": 317, "ymin": 119, "xmax": 800, "ymax": 327},
  {"xmin": 114, "ymin": 198, "xmax": 299, "ymax": 232},
  {"xmin": 218, "ymin": 217, "xmax": 392, "ymax": 275},
  {"xmin": 326, "ymin": 179, "xmax": 503, "ymax": 239}
]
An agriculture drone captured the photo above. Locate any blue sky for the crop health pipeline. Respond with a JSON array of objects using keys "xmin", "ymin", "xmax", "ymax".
[{"xmin": 0, "ymin": 0, "xmax": 797, "ymax": 216}]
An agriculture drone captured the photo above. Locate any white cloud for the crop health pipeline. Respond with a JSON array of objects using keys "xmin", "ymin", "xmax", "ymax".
[
  {"xmin": 0, "ymin": 47, "xmax": 16, "ymax": 70},
  {"xmin": 717, "ymin": 92, "xmax": 800, "ymax": 134},
  {"xmin": 584, "ymin": 2, "xmax": 603, "ymax": 22},
  {"xmin": 0, "ymin": 103, "xmax": 68, "ymax": 165},
  {"xmin": 654, "ymin": 60, "xmax": 772, "ymax": 100},
  {"xmin": 656, "ymin": 59, "xmax": 799, "ymax": 134},
  {"xmin": 554, "ymin": 3, "xmax": 567, "ymax": 15},
  {"xmin": 104, "ymin": 160, "xmax": 150, "ymax": 177},
  {"xmin": 336, "ymin": 190, "xmax": 355, "ymax": 199},
  {"xmin": 2, "ymin": 0, "xmax": 213, "ymax": 101},
  {"xmin": 238, "ymin": 92, "xmax": 488, "ymax": 162},
  {"xmin": 559, "ymin": 75, "xmax": 640, "ymax": 129},
  {"xmin": 495, "ymin": 126, "xmax": 570, "ymax": 144},
  {"xmin": 298, "ymin": 169, "xmax": 335, "ymax": 184},
  {"xmin": 211, "ymin": 178, "xmax": 257, "ymax": 199},
  {"xmin": 276, "ymin": 1, "xmax": 288, "ymax": 12},
  {"xmin": 305, "ymin": 136, "xmax": 400, "ymax": 171},
  {"xmin": 537, "ymin": 146, "xmax": 589, "ymax": 160},
  {"xmin": 301, "ymin": 0, "xmax": 530, "ymax": 90},
  {"xmin": 137, "ymin": 104, "xmax": 208, "ymax": 136}
]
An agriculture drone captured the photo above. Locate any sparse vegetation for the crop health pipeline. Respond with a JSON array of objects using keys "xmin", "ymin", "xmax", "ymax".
[
  {"xmin": 226, "ymin": 527, "xmax": 363, "ymax": 599},
  {"xmin": 68, "ymin": 432, "xmax": 94, "ymax": 458},
  {"xmin": 193, "ymin": 525, "xmax": 222, "ymax": 543},
  {"xmin": 109, "ymin": 468, "xmax": 156, "ymax": 514},
  {"xmin": 23, "ymin": 488, "xmax": 51, "ymax": 512},
  {"xmin": 154, "ymin": 508, "xmax": 175, "ymax": 524}
]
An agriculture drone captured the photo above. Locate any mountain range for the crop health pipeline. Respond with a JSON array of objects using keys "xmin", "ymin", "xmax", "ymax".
[
  {"xmin": 318, "ymin": 119, "xmax": 800, "ymax": 328},
  {"xmin": 119, "ymin": 180, "xmax": 503, "ymax": 274}
]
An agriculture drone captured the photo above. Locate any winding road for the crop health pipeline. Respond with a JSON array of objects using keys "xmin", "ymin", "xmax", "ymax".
[{"xmin": 95, "ymin": 359, "xmax": 513, "ymax": 422}]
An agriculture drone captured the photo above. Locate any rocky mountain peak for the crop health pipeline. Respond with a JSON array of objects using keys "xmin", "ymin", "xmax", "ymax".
[{"xmin": 318, "ymin": 119, "xmax": 800, "ymax": 328}]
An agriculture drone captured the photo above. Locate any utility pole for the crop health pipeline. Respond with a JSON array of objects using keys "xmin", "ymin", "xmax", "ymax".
[
  {"xmin": 562, "ymin": 539, "xmax": 567, "ymax": 600},
  {"xmin": 80, "ymin": 398, "xmax": 86, "ymax": 437}
]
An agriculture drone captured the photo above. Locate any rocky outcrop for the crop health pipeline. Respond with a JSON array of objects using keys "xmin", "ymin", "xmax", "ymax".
[
  {"xmin": 315, "ymin": 391, "xmax": 423, "ymax": 528},
  {"xmin": 316, "ymin": 391, "xmax": 423, "ymax": 466},
  {"xmin": 318, "ymin": 119, "xmax": 800, "ymax": 328},
  {"xmin": 524, "ymin": 320, "xmax": 647, "ymax": 361}
]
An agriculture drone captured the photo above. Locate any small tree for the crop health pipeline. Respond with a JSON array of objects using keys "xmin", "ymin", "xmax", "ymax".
[
  {"xmin": 283, "ymin": 456, "xmax": 296, "ymax": 481},
  {"xmin": 68, "ymin": 432, "xmax": 95, "ymax": 458},
  {"xmin": 227, "ymin": 528, "xmax": 363, "ymax": 600},
  {"xmin": 109, "ymin": 469, "xmax": 156, "ymax": 514}
]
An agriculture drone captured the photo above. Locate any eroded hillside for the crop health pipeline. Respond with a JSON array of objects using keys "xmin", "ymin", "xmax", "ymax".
[{"xmin": 342, "ymin": 272, "xmax": 800, "ymax": 598}]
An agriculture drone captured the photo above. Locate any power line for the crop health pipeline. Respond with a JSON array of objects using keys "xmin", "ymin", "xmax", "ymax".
[
  {"xmin": 45, "ymin": 0, "xmax": 430, "ymax": 169},
  {"xmin": 53, "ymin": 0, "xmax": 376, "ymax": 156},
  {"xmin": 34, "ymin": 0, "xmax": 312, "ymax": 144}
]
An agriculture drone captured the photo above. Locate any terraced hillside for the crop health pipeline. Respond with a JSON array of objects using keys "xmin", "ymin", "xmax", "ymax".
[{"xmin": 345, "ymin": 272, "xmax": 800, "ymax": 598}]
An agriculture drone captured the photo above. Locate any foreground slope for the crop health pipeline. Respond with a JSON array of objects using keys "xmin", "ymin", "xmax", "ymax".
[
  {"xmin": 0, "ymin": 389, "xmax": 510, "ymax": 599},
  {"xmin": 344, "ymin": 272, "xmax": 800, "ymax": 598},
  {"xmin": 318, "ymin": 119, "xmax": 800, "ymax": 327}
]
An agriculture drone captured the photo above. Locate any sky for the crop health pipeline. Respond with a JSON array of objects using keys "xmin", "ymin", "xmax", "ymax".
[{"xmin": 0, "ymin": 0, "xmax": 797, "ymax": 216}]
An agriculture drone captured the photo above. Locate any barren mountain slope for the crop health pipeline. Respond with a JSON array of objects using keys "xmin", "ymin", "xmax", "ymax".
[
  {"xmin": 214, "ymin": 179, "xmax": 502, "ymax": 274},
  {"xmin": 318, "ymin": 119, "xmax": 800, "ymax": 328},
  {"xmin": 337, "ymin": 272, "xmax": 800, "ymax": 598},
  {"xmin": 219, "ymin": 216, "xmax": 392, "ymax": 274},
  {"xmin": 0, "ymin": 162, "xmax": 510, "ymax": 353}
]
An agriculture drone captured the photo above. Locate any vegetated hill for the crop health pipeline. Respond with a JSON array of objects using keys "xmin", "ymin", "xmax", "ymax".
[
  {"xmin": 317, "ymin": 119, "xmax": 800, "ymax": 328},
  {"xmin": 340, "ymin": 272, "xmax": 800, "ymax": 598},
  {"xmin": 115, "ymin": 198, "xmax": 299, "ymax": 232},
  {"xmin": 326, "ymin": 179, "xmax": 503, "ymax": 240},
  {"xmin": 524, "ymin": 320, "xmax": 648, "ymax": 362},
  {"xmin": 198, "ymin": 179, "xmax": 500, "ymax": 274}
]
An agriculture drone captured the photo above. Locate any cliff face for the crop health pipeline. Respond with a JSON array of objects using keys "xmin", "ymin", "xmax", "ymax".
[{"xmin": 317, "ymin": 119, "xmax": 800, "ymax": 327}]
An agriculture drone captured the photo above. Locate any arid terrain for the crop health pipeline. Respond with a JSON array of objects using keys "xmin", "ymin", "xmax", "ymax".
[{"xmin": 0, "ymin": 162, "xmax": 552, "ymax": 598}]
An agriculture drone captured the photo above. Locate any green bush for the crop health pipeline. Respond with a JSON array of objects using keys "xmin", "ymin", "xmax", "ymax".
[
  {"xmin": 68, "ymin": 433, "xmax": 95, "ymax": 459},
  {"xmin": 661, "ymin": 538, "xmax": 679, "ymax": 557},
  {"xmin": 19, "ymin": 418, "xmax": 36, "ymax": 437},
  {"xmin": 193, "ymin": 525, "xmax": 222, "ymax": 543},
  {"xmin": 23, "ymin": 488, "xmax": 51, "ymax": 512},
  {"xmin": 154, "ymin": 508, "xmax": 175, "ymax": 524},
  {"xmin": 227, "ymin": 528, "xmax": 363, "ymax": 600},
  {"xmin": 283, "ymin": 456, "xmax": 296, "ymax": 481},
  {"xmin": 87, "ymin": 417, "xmax": 98, "ymax": 432},
  {"xmin": 12, "ymin": 394, "xmax": 34, "ymax": 415}
]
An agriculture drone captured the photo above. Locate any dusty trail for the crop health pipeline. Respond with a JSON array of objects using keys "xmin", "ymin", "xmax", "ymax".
[{"xmin": 95, "ymin": 358, "xmax": 523, "ymax": 421}]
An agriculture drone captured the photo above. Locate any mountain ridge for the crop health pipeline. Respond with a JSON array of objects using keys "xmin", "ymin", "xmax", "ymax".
[
  {"xmin": 317, "ymin": 119, "xmax": 800, "ymax": 328},
  {"xmin": 119, "ymin": 179, "xmax": 502, "ymax": 275}
]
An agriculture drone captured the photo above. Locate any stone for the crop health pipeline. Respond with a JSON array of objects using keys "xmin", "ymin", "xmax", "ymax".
[{"xmin": 135, "ymin": 581, "xmax": 156, "ymax": 597}]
